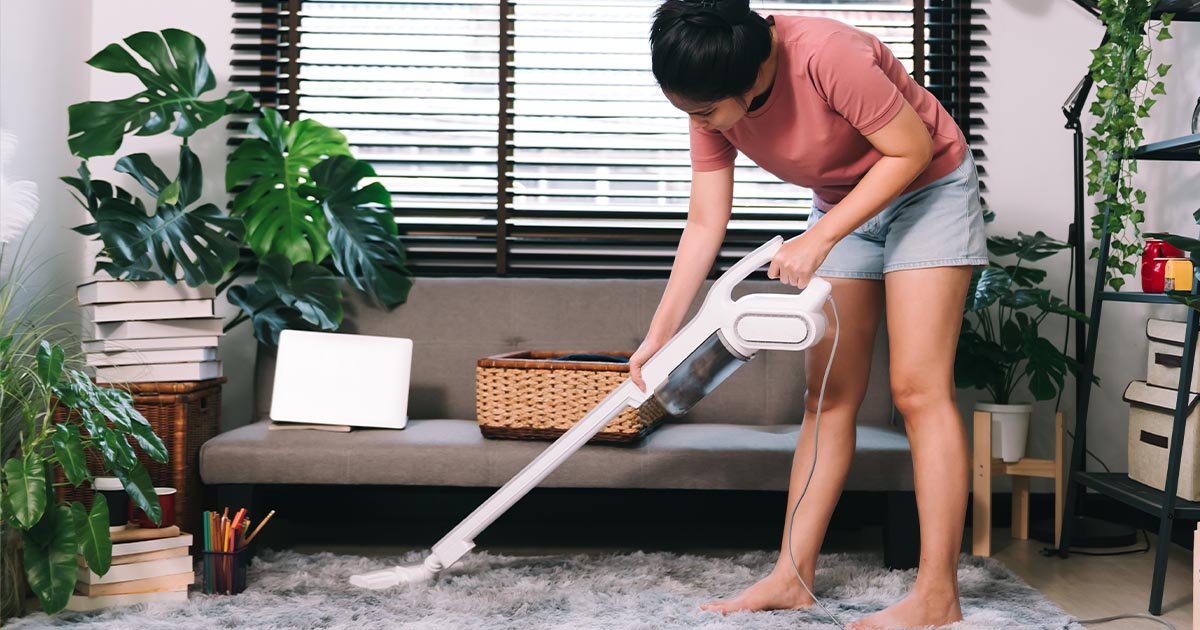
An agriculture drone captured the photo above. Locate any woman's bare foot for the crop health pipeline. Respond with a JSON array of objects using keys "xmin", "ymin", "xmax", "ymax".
[
  {"xmin": 700, "ymin": 569, "xmax": 816, "ymax": 615},
  {"xmin": 848, "ymin": 588, "xmax": 962, "ymax": 629}
]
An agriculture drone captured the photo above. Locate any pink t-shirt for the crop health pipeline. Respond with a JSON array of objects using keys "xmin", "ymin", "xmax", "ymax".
[{"xmin": 689, "ymin": 16, "xmax": 967, "ymax": 211}]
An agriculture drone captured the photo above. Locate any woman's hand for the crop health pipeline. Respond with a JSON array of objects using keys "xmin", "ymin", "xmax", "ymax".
[
  {"xmin": 768, "ymin": 231, "xmax": 834, "ymax": 288},
  {"xmin": 629, "ymin": 334, "xmax": 670, "ymax": 392}
]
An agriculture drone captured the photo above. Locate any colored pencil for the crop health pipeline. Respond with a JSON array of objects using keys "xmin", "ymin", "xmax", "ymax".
[{"xmin": 245, "ymin": 510, "xmax": 275, "ymax": 543}]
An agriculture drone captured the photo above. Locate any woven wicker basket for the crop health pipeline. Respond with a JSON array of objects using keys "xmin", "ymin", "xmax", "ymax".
[
  {"xmin": 476, "ymin": 351, "xmax": 666, "ymax": 444},
  {"xmin": 54, "ymin": 378, "xmax": 225, "ymax": 536}
]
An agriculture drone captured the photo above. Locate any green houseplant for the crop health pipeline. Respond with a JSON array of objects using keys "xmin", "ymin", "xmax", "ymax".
[
  {"xmin": 1086, "ymin": 1, "xmax": 1174, "ymax": 290},
  {"xmin": 955, "ymin": 232, "xmax": 1088, "ymax": 462},
  {"xmin": 1, "ymin": 140, "xmax": 167, "ymax": 617},
  {"xmin": 63, "ymin": 28, "xmax": 414, "ymax": 347}
]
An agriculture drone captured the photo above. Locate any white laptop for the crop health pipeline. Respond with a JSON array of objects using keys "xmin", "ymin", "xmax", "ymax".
[{"xmin": 269, "ymin": 329, "xmax": 412, "ymax": 430}]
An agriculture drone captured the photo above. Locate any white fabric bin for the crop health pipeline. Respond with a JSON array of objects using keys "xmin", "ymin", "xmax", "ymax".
[
  {"xmin": 1146, "ymin": 318, "xmax": 1200, "ymax": 393},
  {"xmin": 1125, "ymin": 380, "xmax": 1200, "ymax": 501}
]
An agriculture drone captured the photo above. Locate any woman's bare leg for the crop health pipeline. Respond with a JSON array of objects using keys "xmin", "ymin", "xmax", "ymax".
[
  {"xmin": 702, "ymin": 277, "xmax": 884, "ymax": 613},
  {"xmin": 850, "ymin": 266, "xmax": 971, "ymax": 629}
]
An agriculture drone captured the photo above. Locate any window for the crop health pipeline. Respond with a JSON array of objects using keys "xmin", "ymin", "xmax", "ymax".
[{"xmin": 231, "ymin": 0, "xmax": 986, "ymax": 277}]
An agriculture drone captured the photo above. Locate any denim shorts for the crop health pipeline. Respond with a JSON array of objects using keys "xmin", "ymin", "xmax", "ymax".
[{"xmin": 807, "ymin": 153, "xmax": 988, "ymax": 280}]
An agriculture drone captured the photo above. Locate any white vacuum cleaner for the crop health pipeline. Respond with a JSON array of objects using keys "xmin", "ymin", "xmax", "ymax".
[{"xmin": 350, "ymin": 236, "xmax": 832, "ymax": 590}]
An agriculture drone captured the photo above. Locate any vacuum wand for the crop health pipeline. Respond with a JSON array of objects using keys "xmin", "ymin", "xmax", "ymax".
[{"xmin": 349, "ymin": 236, "xmax": 831, "ymax": 589}]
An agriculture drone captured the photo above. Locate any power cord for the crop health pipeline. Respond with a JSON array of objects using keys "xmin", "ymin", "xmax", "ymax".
[
  {"xmin": 785, "ymin": 295, "xmax": 846, "ymax": 629},
  {"xmin": 1076, "ymin": 613, "xmax": 1177, "ymax": 629}
]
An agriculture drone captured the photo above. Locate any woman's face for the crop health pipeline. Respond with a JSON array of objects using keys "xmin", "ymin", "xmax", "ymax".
[{"xmin": 664, "ymin": 92, "xmax": 747, "ymax": 132}]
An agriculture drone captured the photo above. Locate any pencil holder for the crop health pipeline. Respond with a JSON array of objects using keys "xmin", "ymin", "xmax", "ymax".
[{"xmin": 199, "ymin": 547, "xmax": 250, "ymax": 595}]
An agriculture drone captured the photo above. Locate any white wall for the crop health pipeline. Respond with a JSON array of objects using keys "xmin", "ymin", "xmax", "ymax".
[
  {"xmin": 0, "ymin": 0, "xmax": 93, "ymax": 328},
  {"xmin": 977, "ymin": 0, "xmax": 1200, "ymax": 485}
]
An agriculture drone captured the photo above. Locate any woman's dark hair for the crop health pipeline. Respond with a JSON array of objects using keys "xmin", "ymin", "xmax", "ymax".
[{"xmin": 649, "ymin": 0, "xmax": 772, "ymax": 103}]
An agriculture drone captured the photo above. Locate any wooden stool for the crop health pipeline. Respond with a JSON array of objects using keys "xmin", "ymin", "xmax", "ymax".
[{"xmin": 971, "ymin": 410, "xmax": 1065, "ymax": 557}]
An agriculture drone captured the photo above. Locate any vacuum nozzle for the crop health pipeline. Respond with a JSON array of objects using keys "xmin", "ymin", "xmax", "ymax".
[{"xmin": 349, "ymin": 556, "xmax": 441, "ymax": 589}]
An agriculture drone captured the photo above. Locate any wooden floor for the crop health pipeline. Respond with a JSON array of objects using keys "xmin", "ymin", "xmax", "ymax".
[
  {"xmin": 299, "ymin": 527, "xmax": 1194, "ymax": 629},
  {"xmin": 993, "ymin": 530, "xmax": 1192, "ymax": 629}
]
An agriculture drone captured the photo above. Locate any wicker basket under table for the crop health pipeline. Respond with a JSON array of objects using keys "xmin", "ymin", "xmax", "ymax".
[
  {"xmin": 477, "ymin": 351, "xmax": 666, "ymax": 444},
  {"xmin": 54, "ymin": 378, "xmax": 225, "ymax": 536}
]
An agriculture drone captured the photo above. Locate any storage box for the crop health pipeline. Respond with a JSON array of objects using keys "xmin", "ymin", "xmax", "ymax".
[
  {"xmin": 1146, "ymin": 318, "xmax": 1200, "ymax": 393},
  {"xmin": 1124, "ymin": 380, "xmax": 1200, "ymax": 501},
  {"xmin": 476, "ymin": 351, "xmax": 667, "ymax": 443},
  {"xmin": 54, "ymin": 379, "xmax": 225, "ymax": 536}
]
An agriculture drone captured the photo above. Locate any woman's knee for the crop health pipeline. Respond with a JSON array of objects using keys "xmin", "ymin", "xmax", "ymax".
[
  {"xmin": 804, "ymin": 382, "xmax": 866, "ymax": 417},
  {"xmin": 889, "ymin": 373, "xmax": 954, "ymax": 418}
]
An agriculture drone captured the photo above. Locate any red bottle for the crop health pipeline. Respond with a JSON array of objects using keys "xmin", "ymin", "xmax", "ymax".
[{"xmin": 1142, "ymin": 240, "xmax": 1185, "ymax": 292}]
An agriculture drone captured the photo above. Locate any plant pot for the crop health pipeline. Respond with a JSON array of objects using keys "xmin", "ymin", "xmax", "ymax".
[
  {"xmin": 0, "ymin": 525, "xmax": 25, "ymax": 623},
  {"xmin": 977, "ymin": 402, "xmax": 1032, "ymax": 463}
]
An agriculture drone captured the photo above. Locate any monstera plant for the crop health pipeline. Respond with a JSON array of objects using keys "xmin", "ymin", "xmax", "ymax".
[
  {"xmin": 955, "ymin": 232, "xmax": 1090, "ymax": 462},
  {"xmin": 64, "ymin": 28, "xmax": 413, "ymax": 346}
]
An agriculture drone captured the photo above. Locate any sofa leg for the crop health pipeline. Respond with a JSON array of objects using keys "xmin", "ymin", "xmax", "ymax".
[{"xmin": 883, "ymin": 491, "xmax": 919, "ymax": 570}]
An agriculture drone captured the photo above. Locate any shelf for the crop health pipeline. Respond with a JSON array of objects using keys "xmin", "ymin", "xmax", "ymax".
[
  {"xmin": 1071, "ymin": 0, "xmax": 1200, "ymax": 22},
  {"xmin": 1100, "ymin": 291, "xmax": 1184, "ymax": 304},
  {"xmin": 1131, "ymin": 133, "xmax": 1200, "ymax": 161},
  {"xmin": 1073, "ymin": 472, "xmax": 1200, "ymax": 520}
]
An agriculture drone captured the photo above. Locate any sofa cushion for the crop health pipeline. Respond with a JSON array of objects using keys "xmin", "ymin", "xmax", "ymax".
[{"xmin": 200, "ymin": 419, "xmax": 914, "ymax": 492}]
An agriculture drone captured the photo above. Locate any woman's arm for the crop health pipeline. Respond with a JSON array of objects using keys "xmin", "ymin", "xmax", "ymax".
[
  {"xmin": 646, "ymin": 166, "xmax": 735, "ymax": 340},
  {"xmin": 630, "ymin": 165, "xmax": 734, "ymax": 389},
  {"xmin": 769, "ymin": 100, "xmax": 934, "ymax": 287}
]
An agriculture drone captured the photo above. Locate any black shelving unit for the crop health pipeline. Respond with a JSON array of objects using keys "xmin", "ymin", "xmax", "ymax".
[{"xmin": 1058, "ymin": 132, "xmax": 1200, "ymax": 616}]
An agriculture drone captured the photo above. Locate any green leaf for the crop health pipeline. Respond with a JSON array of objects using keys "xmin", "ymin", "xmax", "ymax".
[
  {"xmin": 67, "ymin": 29, "xmax": 252, "ymax": 158},
  {"xmin": 65, "ymin": 163, "xmax": 162, "ymax": 281},
  {"xmin": 94, "ymin": 146, "xmax": 244, "ymax": 287},
  {"xmin": 226, "ymin": 108, "xmax": 353, "ymax": 265},
  {"xmin": 36, "ymin": 340, "xmax": 66, "ymax": 388},
  {"xmin": 965, "ymin": 267, "xmax": 1011, "ymax": 312},
  {"xmin": 113, "ymin": 464, "xmax": 161, "ymax": 527},
  {"xmin": 1156, "ymin": 63, "xmax": 1172, "ymax": 76},
  {"xmin": 1156, "ymin": 28, "xmax": 1172, "ymax": 41},
  {"xmin": 1001, "ymin": 288, "xmax": 1045, "ymax": 310},
  {"xmin": 52, "ymin": 424, "xmax": 89, "ymax": 487},
  {"xmin": 1151, "ymin": 81, "xmax": 1166, "ymax": 95},
  {"xmin": 228, "ymin": 284, "xmax": 313, "ymax": 347},
  {"xmin": 2, "ymin": 453, "xmax": 47, "ymax": 529},
  {"xmin": 72, "ymin": 500, "xmax": 112, "ymax": 577},
  {"xmin": 988, "ymin": 231, "xmax": 1070, "ymax": 262},
  {"xmin": 1006, "ymin": 265, "xmax": 1047, "ymax": 288},
  {"xmin": 158, "ymin": 180, "xmax": 180, "ymax": 206},
  {"xmin": 22, "ymin": 505, "xmax": 77, "ymax": 615},
  {"xmin": 254, "ymin": 254, "xmax": 344, "ymax": 331},
  {"xmin": 314, "ymin": 156, "xmax": 414, "ymax": 308},
  {"xmin": 1160, "ymin": 13, "xmax": 1173, "ymax": 26}
]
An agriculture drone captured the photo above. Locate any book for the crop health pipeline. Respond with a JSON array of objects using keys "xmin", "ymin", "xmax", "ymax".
[
  {"xmin": 79, "ymin": 545, "xmax": 189, "ymax": 567},
  {"xmin": 78, "ymin": 556, "xmax": 192, "ymax": 585},
  {"xmin": 82, "ymin": 336, "xmax": 219, "ymax": 353},
  {"xmin": 268, "ymin": 421, "xmax": 353, "ymax": 432},
  {"xmin": 66, "ymin": 589, "xmax": 188, "ymax": 612},
  {"xmin": 92, "ymin": 361, "xmax": 222, "ymax": 384},
  {"xmin": 112, "ymin": 534, "xmax": 193, "ymax": 558},
  {"xmin": 86, "ymin": 347, "xmax": 218, "ymax": 367},
  {"xmin": 75, "ymin": 571, "xmax": 193, "ymax": 596},
  {"xmin": 85, "ymin": 317, "xmax": 223, "ymax": 340},
  {"xmin": 81, "ymin": 299, "xmax": 214, "ymax": 324},
  {"xmin": 77, "ymin": 280, "xmax": 215, "ymax": 305},
  {"xmin": 111, "ymin": 525, "xmax": 182, "ymax": 544}
]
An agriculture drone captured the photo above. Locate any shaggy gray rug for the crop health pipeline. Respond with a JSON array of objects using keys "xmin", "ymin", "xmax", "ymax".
[{"xmin": 9, "ymin": 549, "xmax": 1082, "ymax": 629}]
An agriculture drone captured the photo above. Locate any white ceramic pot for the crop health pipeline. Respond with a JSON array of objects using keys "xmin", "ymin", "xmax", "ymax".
[{"xmin": 976, "ymin": 402, "xmax": 1033, "ymax": 463}]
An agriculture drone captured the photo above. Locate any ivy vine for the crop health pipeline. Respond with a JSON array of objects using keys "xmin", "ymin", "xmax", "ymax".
[{"xmin": 1086, "ymin": 0, "xmax": 1173, "ymax": 291}]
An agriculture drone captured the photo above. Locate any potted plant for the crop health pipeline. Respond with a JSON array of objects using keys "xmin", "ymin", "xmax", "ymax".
[
  {"xmin": 1, "ymin": 133, "xmax": 168, "ymax": 617},
  {"xmin": 955, "ymin": 232, "xmax": 1089, "ymax": 462},
  {"xmin": 1085, "ymin": 1, "xmax": 1175, "ymax": 291},
  {"xmin": 63, "ymin": 28, "xmax": 414, "ymax": 347}
]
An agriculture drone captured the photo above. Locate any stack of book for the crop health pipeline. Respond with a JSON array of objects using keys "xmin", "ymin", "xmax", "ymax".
[
  {"xmin": 69, "ymin": 525, "xmax": 194, "ymax": 611},
  {"xmin": 78, "ymin": 279, "xmax": 223, "ymax": 383}
]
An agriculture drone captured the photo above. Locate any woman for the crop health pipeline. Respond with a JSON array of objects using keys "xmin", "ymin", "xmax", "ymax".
[{"xmin": 629, "ymin": 1, "xmax": 986, "ymax": 628}]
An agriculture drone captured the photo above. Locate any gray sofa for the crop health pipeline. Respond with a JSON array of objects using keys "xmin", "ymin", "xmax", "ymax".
[{"xmin": 200, "ymin": 277, "xmax": 918, "ymax": 564}]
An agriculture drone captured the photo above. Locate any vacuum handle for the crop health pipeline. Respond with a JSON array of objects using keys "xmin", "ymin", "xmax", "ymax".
[{"xmin": 709, "ymin": 236, "xmax": 784, "ymax": 302}]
